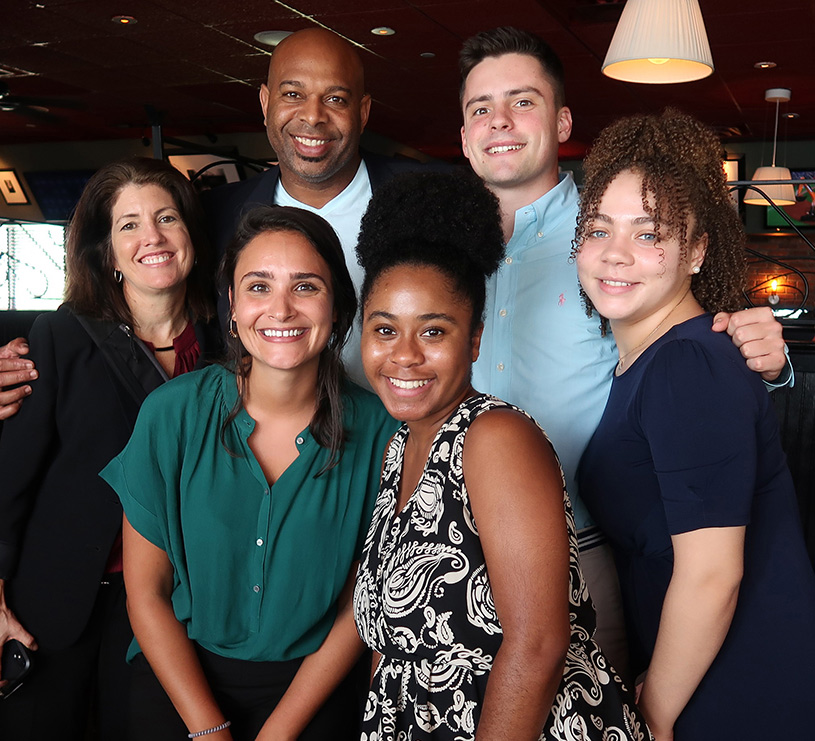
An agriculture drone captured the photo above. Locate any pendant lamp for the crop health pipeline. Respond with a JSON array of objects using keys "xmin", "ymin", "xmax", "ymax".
[
  {"xmin": 602, "ymin": 0, "xmax": 714, "ymax": 84},
  {"xmin": 744, "ymin": 88, "xmax": 795, "ymax": 207}
]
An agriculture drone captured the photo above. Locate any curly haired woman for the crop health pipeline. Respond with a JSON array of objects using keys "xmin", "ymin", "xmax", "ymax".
[{"xmin": 575, "ymin": 109, "xmax": 815, "ymax": 741}]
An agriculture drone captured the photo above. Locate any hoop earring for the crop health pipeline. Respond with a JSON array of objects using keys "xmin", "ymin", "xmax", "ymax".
[
  {"xmin": 229, "ymin": 318, "xmax": 238, "ymax": 339},
  {"xmin": 114, "ymin": 269, "xmax": 123, "ymax": 283}
]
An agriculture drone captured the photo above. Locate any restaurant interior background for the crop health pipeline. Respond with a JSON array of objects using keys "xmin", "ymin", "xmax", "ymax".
[{"xmin": 1, "ymin": 0, "xmax": 813, "ymax": 556}]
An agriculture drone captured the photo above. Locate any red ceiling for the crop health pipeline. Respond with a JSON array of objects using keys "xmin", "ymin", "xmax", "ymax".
[{"xmin": 1, "ymin": 0, "xmax": 813, "ymax": 161}]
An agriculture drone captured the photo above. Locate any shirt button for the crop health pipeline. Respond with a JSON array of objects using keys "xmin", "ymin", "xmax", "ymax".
[
  {"xmin": 505, "ymin": 257, "xmax": 513, "ymax": 265},
  {"xmin": 499, "ymin": 309, "xmax": 507, "ymax": 317},
  {"xmin": 296, "ymin": 436, "xmax": 304, "ymax": 445},
  {"xmin": 537, "ymin": 231, "xmax": 543, "ymax": 238},
  {"xmin": 497, "ymin": 363, "xmax": 505, "ymax": 371},
  {"xmin": 256, "ymin": 538, "xmax": 263, "ymax": 546},
  {"xmin": 253, "ymin": 585, "xmax": 260, "ymax": 593}
]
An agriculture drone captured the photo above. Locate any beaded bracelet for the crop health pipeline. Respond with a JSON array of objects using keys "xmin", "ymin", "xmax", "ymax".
[{"xmin": 188, "ymin": 720, "xmax": 231, "ymax": 738}]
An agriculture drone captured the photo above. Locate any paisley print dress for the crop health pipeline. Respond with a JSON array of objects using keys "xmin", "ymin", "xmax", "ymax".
[{"xmin": 353, "ymin": 394, "xmax": 650, "ymax": 741}]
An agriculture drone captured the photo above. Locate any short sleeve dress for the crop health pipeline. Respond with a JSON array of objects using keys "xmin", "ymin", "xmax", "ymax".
[
  {"xmin": 353, "ymin": 393, "xmax": 650, "ymax": 741},
  {"xmin": 579, "ymin": 314, "xmax": 815, "ymax": 739}
]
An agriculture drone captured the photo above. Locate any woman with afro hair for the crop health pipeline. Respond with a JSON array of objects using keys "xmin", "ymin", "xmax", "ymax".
[
  {"xmin": 575, "ymin": 109, "xmax": 815, "ymax": 740},
  {"xmin": 352, "ymin": 170, "xmax": 649, "ymax": 741}
]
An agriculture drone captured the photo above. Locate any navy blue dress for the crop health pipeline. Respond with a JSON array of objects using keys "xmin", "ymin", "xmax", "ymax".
[{"xmin": 580, "ymin": 314, "xmax": 815, "ymax": 739}]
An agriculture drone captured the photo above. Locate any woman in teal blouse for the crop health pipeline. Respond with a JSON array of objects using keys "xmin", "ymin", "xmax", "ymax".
[{"xmin": 101, "ymin": 206, "xmax": 396, "ymax": 741}]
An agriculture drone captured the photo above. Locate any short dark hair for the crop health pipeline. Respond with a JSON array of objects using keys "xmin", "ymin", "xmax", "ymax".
[
  {"xmin": 356, "ymin": 170, "xmax": 504, "ymax": 335},
  {"xmin": 219, "ymin": 205, "xmax": 357, "ymax": 472},
  {"xmin": 459, "ymin": 26, "xmax": 566, "ymax": 109},
  {"xmin": 64, "ymin": 157, "xmax": 214, "ymax": 325}
]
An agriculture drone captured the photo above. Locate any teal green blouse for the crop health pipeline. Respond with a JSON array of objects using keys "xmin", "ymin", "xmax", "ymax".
[{"xmin": 100, "ymin": 364, "xmax": 396, "ymax": 662}]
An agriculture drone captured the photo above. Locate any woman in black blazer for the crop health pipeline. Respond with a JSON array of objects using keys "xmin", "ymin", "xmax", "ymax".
[{"xmin": 0, "ymin": 158, "xmax": 220, "ymax": 740}]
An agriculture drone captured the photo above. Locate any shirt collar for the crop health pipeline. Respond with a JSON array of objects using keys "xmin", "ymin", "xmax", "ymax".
[{"xmin": 510, "ymin": 171, "xmax": 578, "ymax": 244}]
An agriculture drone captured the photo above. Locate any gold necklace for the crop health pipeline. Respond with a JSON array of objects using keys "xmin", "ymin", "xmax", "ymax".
[{"xmin": 615, "ymin": 286, "xmax": 691, "ymax": 375}]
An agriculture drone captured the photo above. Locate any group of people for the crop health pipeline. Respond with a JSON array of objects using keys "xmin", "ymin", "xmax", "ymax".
[{"xmin": 0, "ymin": 22, "xmax": 813, "ymax": 741}]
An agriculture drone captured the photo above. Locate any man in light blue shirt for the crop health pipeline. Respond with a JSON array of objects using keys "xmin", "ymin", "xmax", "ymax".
[{"xmin": 458, "ymin": 27, "xmax": 789, "ymax": 681}]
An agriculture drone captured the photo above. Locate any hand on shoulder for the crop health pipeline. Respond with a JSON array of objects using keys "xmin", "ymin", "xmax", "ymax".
[
  {"xmin": 0, "ymin": 337, "xmax": 37, "ymax": 421},
  {"xmin": 711, "ymin": 307, "xmax": 786, "ymax": 382}
]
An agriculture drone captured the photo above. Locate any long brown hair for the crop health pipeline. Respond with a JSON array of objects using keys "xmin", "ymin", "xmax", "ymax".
[{"xmin": 64, "ymin": 157, "xmax": 215, "ymax": 324}]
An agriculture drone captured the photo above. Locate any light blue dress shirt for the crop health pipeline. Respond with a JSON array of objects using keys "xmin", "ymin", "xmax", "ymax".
[{"xmin": 472, "ymin": 173, "xmax": 617, "ymax": 534}]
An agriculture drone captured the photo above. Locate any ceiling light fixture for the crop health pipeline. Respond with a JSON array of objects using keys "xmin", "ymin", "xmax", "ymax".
[
  {"xmin": 253, "ymin": 30, "xmax": 292, "ymax": 47},
  {"xmin": 744, "ymin": 88, "xmax": 795, "ymax": 207},
  {"xmin": 602, "ymin": 0, "xmax": 713, "ymax": 84},
  {"xmin": 420, "ymin": 52, "xmax": 435, "ymax": 59},
  {"xmin": 112, "ymin": 15, "xmax": 137, "ymax": 25},
  {"xmin": 754, "ymin": 61, "xmax": 776, "ymax": 70},
  {"xmin": 371, "ymin": 27, "xmax": 395, "ymax": 36}
]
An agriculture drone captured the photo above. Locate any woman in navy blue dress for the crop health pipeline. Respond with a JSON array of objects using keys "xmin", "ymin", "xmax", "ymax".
[{"xmin": 574, "ymin": 110, "xmax": 815, "ymax": 740}]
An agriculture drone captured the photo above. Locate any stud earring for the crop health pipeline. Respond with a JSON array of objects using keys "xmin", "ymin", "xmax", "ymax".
[{"xmin": 692, "ymin": 265, "xmax": 701, "ymax": 274}]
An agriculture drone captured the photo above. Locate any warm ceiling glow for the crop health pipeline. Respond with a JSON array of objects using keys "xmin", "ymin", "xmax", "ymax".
[
  {"xmin": 371, "ymin": 27, "xmax": 395, "ymax": 36},
  {"xmin": 602, "ymin": 0, "xmax": 713, "ymax": 84},
  {"xmin": 112, "ymin": 15, "xmax": 137, "ymax": 25},
  {"xmin": 754, "ymin": 61, "xmax": 776, "ymax": 69}
]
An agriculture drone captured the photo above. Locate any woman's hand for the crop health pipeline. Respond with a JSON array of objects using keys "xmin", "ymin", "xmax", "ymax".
[
  {"xmin": 0, "ymin": 578, "xmax": 38, "ymax": 689},
  {"xmin": 463, "ymin": 409, "xmax": 571, "ymax": 741},
  {"xmin": 123, "ymin": 516, "xmax": 230, "ymax": 736},
  {"xmin": 255, "ymin": 563, "xmax": 365, "ymax": 740},
  {"xmin": 637, "ymin": 526, "xmax": 744, "ymax": 736}
]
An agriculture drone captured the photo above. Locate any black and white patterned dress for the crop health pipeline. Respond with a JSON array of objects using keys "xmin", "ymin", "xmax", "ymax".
[{"xmin": 353, "ymin": 394, "xmax": 650, "ymax": 741}]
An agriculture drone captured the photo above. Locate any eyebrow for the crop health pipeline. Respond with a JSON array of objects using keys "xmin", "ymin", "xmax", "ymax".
[
  {"xmin": 366, "ymin": 310, "xmax": 458, "ymax": 323},
  {"xmin": 239, "ymin": 270, "xmax": 327, "ymax": 283},
  {"xmin": 114, "ymin": 206, "xmax": 177, "ymax": 224},
  {"xmin": 464, "ymin": 86, "xmax": 546, "ymax": 112},
  {"xmin": 594, "ymin": 213, "xmax": 655, "ymax": 226},
  {"xmin": 278, "ymin": 80, "xmax": 353, "ymax": 96}
]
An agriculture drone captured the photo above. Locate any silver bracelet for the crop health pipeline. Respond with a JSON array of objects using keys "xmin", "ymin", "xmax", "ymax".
[{"xmin": 188, "ymin": 720, "xmax": 231, "ymax": 738}]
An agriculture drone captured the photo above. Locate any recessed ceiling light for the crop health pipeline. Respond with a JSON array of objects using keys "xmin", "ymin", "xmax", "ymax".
[
  {"xmin": 753, "ymin": 61, "xmax": 776, "ymax": 69},
  {"xmin": 420, "ymin": 52, "xmax": 435, "ymax": 59},
  {"xmin": 112, "ymin": 15, "xmax": 137, "ymax": 25},
  {"xmin": 371, "ymin": 27, "xmax": 395, "ymax": 36},
  {"xmin": 254, "ymin": 30, "xmax": 293, "ymax": 47},
  {"xmin": 783, "ymin": 112, "xmax": 799, "ymax": 119}
]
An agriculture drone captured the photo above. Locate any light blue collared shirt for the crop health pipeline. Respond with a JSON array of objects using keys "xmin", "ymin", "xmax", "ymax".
[{"xmin": 473, "ymin": 173, "xmax": 617, "ymax": 532}]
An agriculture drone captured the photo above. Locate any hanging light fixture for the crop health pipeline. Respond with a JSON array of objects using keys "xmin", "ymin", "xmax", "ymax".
[
  {"xmin": 744, "ymin": 88, "xmax": 795, "ymax": 207},
  {"xmin": 602, "ymin": 0, "xmax": 714, "ymax": 84}
]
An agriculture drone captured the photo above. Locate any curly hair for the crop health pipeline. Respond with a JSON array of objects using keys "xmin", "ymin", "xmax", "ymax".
[
  {"xmin": 459, "ymin": 26, "xmax": 565, "ymax": 109},
  {"xmin": 355, "ymin": 170, "xmax": 504, "ymax": 334},
  {"xmin": 219, "ymin": 205, "xmax": 357, "ymax": 473},
  {"xmin": 64, "ymin": 157, "xmax": 214, "ymax": 325},
  {"xmin": 573, "ymin": 109, "xmax": 746, "ymax": 324}
]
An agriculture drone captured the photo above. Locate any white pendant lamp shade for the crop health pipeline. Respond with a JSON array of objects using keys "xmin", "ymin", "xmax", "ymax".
[
  {"xmin": 744, "ymin": 88, "xmax": 795, "ymax": 206},
  {"xmin": 743, "ymin": 167, "xmax": 796, "ymax": 206},
  {"xmin": 602, "ymin": 0, "xmax": 714, "ymax": 84}
]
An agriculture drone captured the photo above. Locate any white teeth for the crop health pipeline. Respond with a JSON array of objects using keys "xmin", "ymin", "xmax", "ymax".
[
  {"xmin": 603, "ymin": 280, "xmax": 632, "ymax": 287},
  {"xmin": 389, "ymin": 378, "xmax": 429, "ymax": 390},
  {"xmin": 295, "ymin": 136, "xmax": 329, "ymax": 146},
  {"xmin": 140, "ymin": 254, "xmax": 171, "ymax": 265},
  {"xmin": 260, "ymin": 328, "xmax": 305, "ymax": 338},
  {"xmin": 487, "ymin": 144, "xmax": 524, "ymax": 154}
]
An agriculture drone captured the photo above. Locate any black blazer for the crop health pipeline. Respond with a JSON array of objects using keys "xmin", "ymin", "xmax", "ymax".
[{"xmin": 0, "ymin": 304, "xmax": 221, "ymax": 650}]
